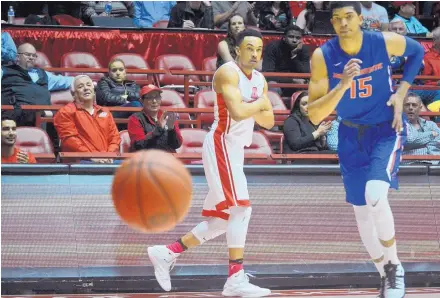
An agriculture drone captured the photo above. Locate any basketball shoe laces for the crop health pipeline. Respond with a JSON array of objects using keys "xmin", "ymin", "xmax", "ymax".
[{"xmin": 384, "ymin": 262, "xmax": 398, "ymax": 289}]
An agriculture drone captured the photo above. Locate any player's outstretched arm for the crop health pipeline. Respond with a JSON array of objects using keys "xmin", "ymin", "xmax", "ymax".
[
  {"xmin": 383, "ymin": 32, "xmax": 425, "ymax": 98},
  {"xmin": 253, "ymin": 80, "xmax": 275, "ymax": 130},
  {"xmin": 213, "ymin": 65, "xmax": 269, "ymax": 122},
  {"xmin": 308, "ymin": 48, "xmax": 359, "ymax": 125}
]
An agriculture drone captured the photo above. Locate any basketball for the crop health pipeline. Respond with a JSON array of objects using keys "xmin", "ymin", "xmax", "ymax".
[{"xmin": 111, "ymin": 150, "xmax": 193, "ymax": 233}]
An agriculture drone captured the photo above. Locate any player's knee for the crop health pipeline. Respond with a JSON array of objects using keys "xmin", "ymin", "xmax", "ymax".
[
  {"xmin": 191, "ymin": 218, "xmax": 228, "ymax": 244},
  {"xmin": 226, "ymin": 206, "xmax": 252, "ymax": 248},
  {"xmin": 229, "ymin": 206, "xmax": 252, "ymax": 220},
  {"xmin": 365, "ymin": 180, "xmax": 390, "ymax": 208}
]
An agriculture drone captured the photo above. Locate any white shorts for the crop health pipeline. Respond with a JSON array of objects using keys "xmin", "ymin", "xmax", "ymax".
[{"xmin": 201, "ymin": 131, "xmax": 250, "ymax": 220}]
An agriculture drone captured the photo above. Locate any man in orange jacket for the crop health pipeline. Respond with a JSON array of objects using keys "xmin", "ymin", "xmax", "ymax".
[{"xmin": 54, "ymin": 75, "xmax": 121, "ymax": 163}]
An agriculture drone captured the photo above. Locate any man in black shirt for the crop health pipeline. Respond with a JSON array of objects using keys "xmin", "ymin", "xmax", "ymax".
[
  {"xmin": 167, "ymin": 1, "xmax": 214, "ymax": 29},
  {"xmin": 263, "ymin": 25, "xmax": 310, "ymax": 97}
]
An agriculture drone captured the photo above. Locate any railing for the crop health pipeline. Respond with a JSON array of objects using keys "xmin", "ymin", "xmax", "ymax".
[
  {"xmin": 2, "ymin": 105, "xmax": 439, "ymax": 129},
  {"xmin": 35, "ymin": 152, "xmax": 440, "ymax": 164}
]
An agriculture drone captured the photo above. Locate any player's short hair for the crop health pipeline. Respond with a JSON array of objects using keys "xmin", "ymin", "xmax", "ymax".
[
  {"xmin": 405, "ymin": 92, "xmax": 422, "ymax": 102},
  {"xmin": 235, "ymin": 29, "xmax": 263, "ymax": 46},
  {"xmin": 108, "ymin": 58, "xmax": 126, "ymax": 69},
  {"xmin": 284, "ymin": 24, "xmax": 303, "ymax": 36},
  {"xmin": 330, "ymin": 1, "xmax": 362, "ymax": 16}
]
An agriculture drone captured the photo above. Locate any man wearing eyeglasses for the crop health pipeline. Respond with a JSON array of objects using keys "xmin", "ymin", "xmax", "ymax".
[
  {"xmin": 127, "ymin": 85, "xmax": 182, "ymax": 152},
  {"xmin": 1, "ymin": 43, "xmax": 74, "ymax": 126}
]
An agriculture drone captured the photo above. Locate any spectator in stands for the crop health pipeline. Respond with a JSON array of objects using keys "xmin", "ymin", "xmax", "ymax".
[
  {"xmin": 1, "ymin": 116, "xmax": 36, "ymax": 164},
  {"xmin": 283, "ymin": 91, "xmax": 332, "ymax": 154},
  {"xmin": 1, "ymin": 32, "xmax": 16, "ymax": 64},
  {"xmin": 391, "ymin": 1, "xmax": 432, "ymax": 37},
  {"xmin": 133, "ymin": 1, "xmax": 175, "ymax": 28},
  {"xmin": 54, "ymin": 75, "xmax": 121, "ymax": 164},
  {"xmin": 128, "ymin": 85, "xmax": 182, "ymax": 152},
  {"xmin": 360, "ymin": 1, "xmax": 389, "ymax": 31},
  {"xmin": 1, "ymin": 43, "xmax": 73, "ymax": 126},
  {"xmin": 168, "ymin": 1, "xmax": 214, "ymax": 29},
  {"xmin": 326, "ymin": 116, "xmax": 341, "ymax": 152},
  {"xmin": 212, "ymin": 1, "xmax": 257, "ymax": 29},
  {"xmin": 403, "ymin": 92, "xmax": 440, "ymax": 164},
  {"xmin": 216, "ymin": 14, "xmax": 245, "ymax": 68},
  {"xmin": 389, "ymin": 19, "xmax": 407, "ymax": 35},
  {"xmin": 422, "ymin": 27, "xmax": 440, "ymax": 87},
  {"xmin": 96, "ymin": 58, "xmax": 141, "ymax": 107},
  {"xmin": 258, "ymin": 1, "xmax": 292, "ymax": 31},
  {"xmin": 262, "ymin": 25, "xmax": 310, "ymax": 97},
  {"xmin": 80, "ymin": 2, "xmax": 134, "ymax": 25},
  {"xmin": 295, "ymin": 1, "xmax": 317, "ymax": 34}
]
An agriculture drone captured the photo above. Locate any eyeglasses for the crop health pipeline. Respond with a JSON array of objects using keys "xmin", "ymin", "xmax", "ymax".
[
  {"xmin": 143, "ymin": 95, "xmax": 162, "ymax": 101},
  {"xmin": 18, "ymin": 52, "xmax": 38, "ymax": 58}
]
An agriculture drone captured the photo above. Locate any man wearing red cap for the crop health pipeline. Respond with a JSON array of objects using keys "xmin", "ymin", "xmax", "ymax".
[
  {"xmin": 127, "ymin": 84, "xmax": 182, "ymax": 152},
  {"xmin": 391, "ymin": 1, "xmax": 432, "ymax": 37}
]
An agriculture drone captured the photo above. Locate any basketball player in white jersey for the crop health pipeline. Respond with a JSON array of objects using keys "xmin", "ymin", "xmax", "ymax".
[{"xmin": 147, "ymin": 29, "xmax": 274, "ymax": 297}]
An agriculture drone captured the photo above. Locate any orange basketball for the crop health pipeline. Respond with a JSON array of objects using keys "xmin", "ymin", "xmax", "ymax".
[{"xmin": 112, "ymin": 150, "xmax": 193, "ymax": 233}]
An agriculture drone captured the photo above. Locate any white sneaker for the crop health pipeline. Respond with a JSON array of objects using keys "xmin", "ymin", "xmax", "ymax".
[
  {"xmin": 222, "ymin": 270, "xmax": 271, "ymax": 297},
  {"xmin": 147, "ymin": 245, "xmax": 178, "ymax": 291},
  {"xmin": 384, "ymin": 262, "xmax": 406, "ymax": 298}
]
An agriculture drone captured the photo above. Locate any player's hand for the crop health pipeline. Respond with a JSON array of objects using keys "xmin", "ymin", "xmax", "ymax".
[
  {"xmin": 341, "ymin": 59, "xmax": 362, "ymax": 89},
  {"xmin": 259, "ymin": 96, "xmax": 272, "ymax": 112},
  {"xmin": 165, "ymin": 112, "xmax": 177, "ymax": 130},
  {"xmin": 387, "ymin": 93, "xmax": 404, "ymax": 133},
  {"xmin": 17, "ymin": 151, "xmax": 29, "ymax": 163},
  {"xmin": 183, "ymin": 20, "xmax": 195, "ymax": 29}
]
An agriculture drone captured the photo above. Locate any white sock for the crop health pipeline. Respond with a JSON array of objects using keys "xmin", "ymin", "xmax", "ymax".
[
  {"xmin": 365, "ymin": 180, "xmax": 400, "ymax": 265},
  {"xmin": 353, "ymin": 205, "xmax": 386, "ymax": 277}
]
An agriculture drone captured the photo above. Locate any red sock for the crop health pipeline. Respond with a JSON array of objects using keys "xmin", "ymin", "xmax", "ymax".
[
  {"xmin": 166, "ymin": 239, "xmax": 186, "ymax": 254},
  {"xmin": 228, "ymin": 259, "xmax": 244, "ymax": 277}
]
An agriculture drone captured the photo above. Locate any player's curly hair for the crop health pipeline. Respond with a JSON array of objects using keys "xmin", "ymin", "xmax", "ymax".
[{"xmin": 329, "ymin": 1, "xmax": 362, "ymax": 15}]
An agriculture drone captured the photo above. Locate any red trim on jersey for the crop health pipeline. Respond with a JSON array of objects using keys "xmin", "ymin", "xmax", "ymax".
[
  {"xmin": 214, "ymin": 93, "xmax": 238, "ymax": 207},
  {"xmin": 202, "ymin": 209, "xmax": 229, "ymax": 220},
  {"xmin": 237, "ymin": 65, "xmax": 253, "ymax": 80}
]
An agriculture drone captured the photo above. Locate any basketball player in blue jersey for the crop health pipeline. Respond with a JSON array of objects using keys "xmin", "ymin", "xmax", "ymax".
[{"xmin": 308, "ymin": 2, "xmax": 424, "ymax": 298}]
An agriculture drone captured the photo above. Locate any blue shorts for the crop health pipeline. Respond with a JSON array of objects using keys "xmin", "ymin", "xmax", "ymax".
[{"xmin": 337, "ymin": 120, "xmax": 407, "ymax": 206}]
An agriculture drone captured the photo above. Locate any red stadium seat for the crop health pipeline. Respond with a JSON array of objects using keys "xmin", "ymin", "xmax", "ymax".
[
  {"xmin": 110, "ymin": 53, "xmax": 153, "ymax": 83},
  {"xmin": 14, "ymin": 17, "xmax": 25, "ymax": 25},
  {"xmin": 53, "ymin": 14, "xmax": 84, "ymax": 26},
  {"xmin": 176, "ymin": 128, "xmax": 207, "ymax": 164},
  {"xmin": 268, "ymin": 90, "xmax": 288, "ymax": 122},
  {"xmin": 61, "ymin": 52, "xmax": 103, "ymax": 81},
  {"xmin": 35, "ymin": 51, "xmax": 52, "ymax": 69},
  {"xmin": 154, "ymin": 54, "xmax": 200, "ymax": 86},
  {"xmin": 246, "ymin": 131, "xmax": 275, "ymax": 164},
  {"xmin": 160, "ymin": 89, "xmax": 191, "ymax": 123},
  {"xmin": 50, "ymin": 90, "xmax": 74, "ymax": 105},
  {"xmin": 16, "ymin": 127, "xmax": 54, "ymax": 154},
  {"xmin": 119, "ymin": 130, "xmax": 131, "ymax": 153},
  {"xmin": 152, "ymin": 20, "xmax": 169, "ymax": 28},
  {"xmin": 177, "ymin": 129, "xmax": 207, "ymax": 154},
  {"xmin": 261, "ymin": 130, "xmax": 283, "ymax": 151},
  {"xmin": 202, "ymin": 56, "xmax": 217, "ymax": 81},
  {"xmin": 195, "ymin": 89, "xmax": 216, "ymax": 127}
]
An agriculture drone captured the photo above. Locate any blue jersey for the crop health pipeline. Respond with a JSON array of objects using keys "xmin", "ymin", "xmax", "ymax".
[{"xmin": 321, "ymin": 31, "xmax": 394, "ymax": 125}]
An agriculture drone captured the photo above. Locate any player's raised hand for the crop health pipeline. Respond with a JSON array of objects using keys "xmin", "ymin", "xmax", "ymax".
[
  {"xmin": 341, "ymin": 59, "xmax": 362, "ymax": 89},
  {"xmin": 387, "ymin": 93, "xmax": 404, "ymax": 133}
]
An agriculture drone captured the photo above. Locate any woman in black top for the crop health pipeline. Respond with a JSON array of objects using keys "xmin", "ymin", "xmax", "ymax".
[
  {"xmin": 283, "ymin": 91, "xmax": 333, "ymax": 154},
  {"xmin": 216, "ymin": 14, "xmax": 245, "ymax": 69}
]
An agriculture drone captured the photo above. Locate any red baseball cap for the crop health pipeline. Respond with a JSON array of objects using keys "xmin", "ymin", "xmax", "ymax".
[
  {"xmin": 140, "ymin": 84, "xmax": 162, "ymax": 97},
  {"xmin": 393, "ymin": 1, "xmax": 414, "ymax": 8}
]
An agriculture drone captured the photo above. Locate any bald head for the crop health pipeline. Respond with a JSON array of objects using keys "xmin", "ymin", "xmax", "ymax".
[{"xmin": 17, "ymin": 43, "xmax": 37, "ymax": 70}]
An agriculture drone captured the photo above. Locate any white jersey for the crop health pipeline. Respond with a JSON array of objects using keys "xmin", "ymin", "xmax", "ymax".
[{"xmin": 210, "ymin": 61, "xmax": 265, "ymax": 147}]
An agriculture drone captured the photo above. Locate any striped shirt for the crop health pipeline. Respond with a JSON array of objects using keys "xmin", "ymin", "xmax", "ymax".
[{"xmin": 403, "ymin": 118, "xmax": 440, "ymax": 164}]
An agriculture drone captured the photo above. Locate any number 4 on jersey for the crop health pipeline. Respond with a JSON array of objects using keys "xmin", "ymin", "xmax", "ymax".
[{"xmin": 350, "ymin": 76, "xmax": 372, "ymax": 99}]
